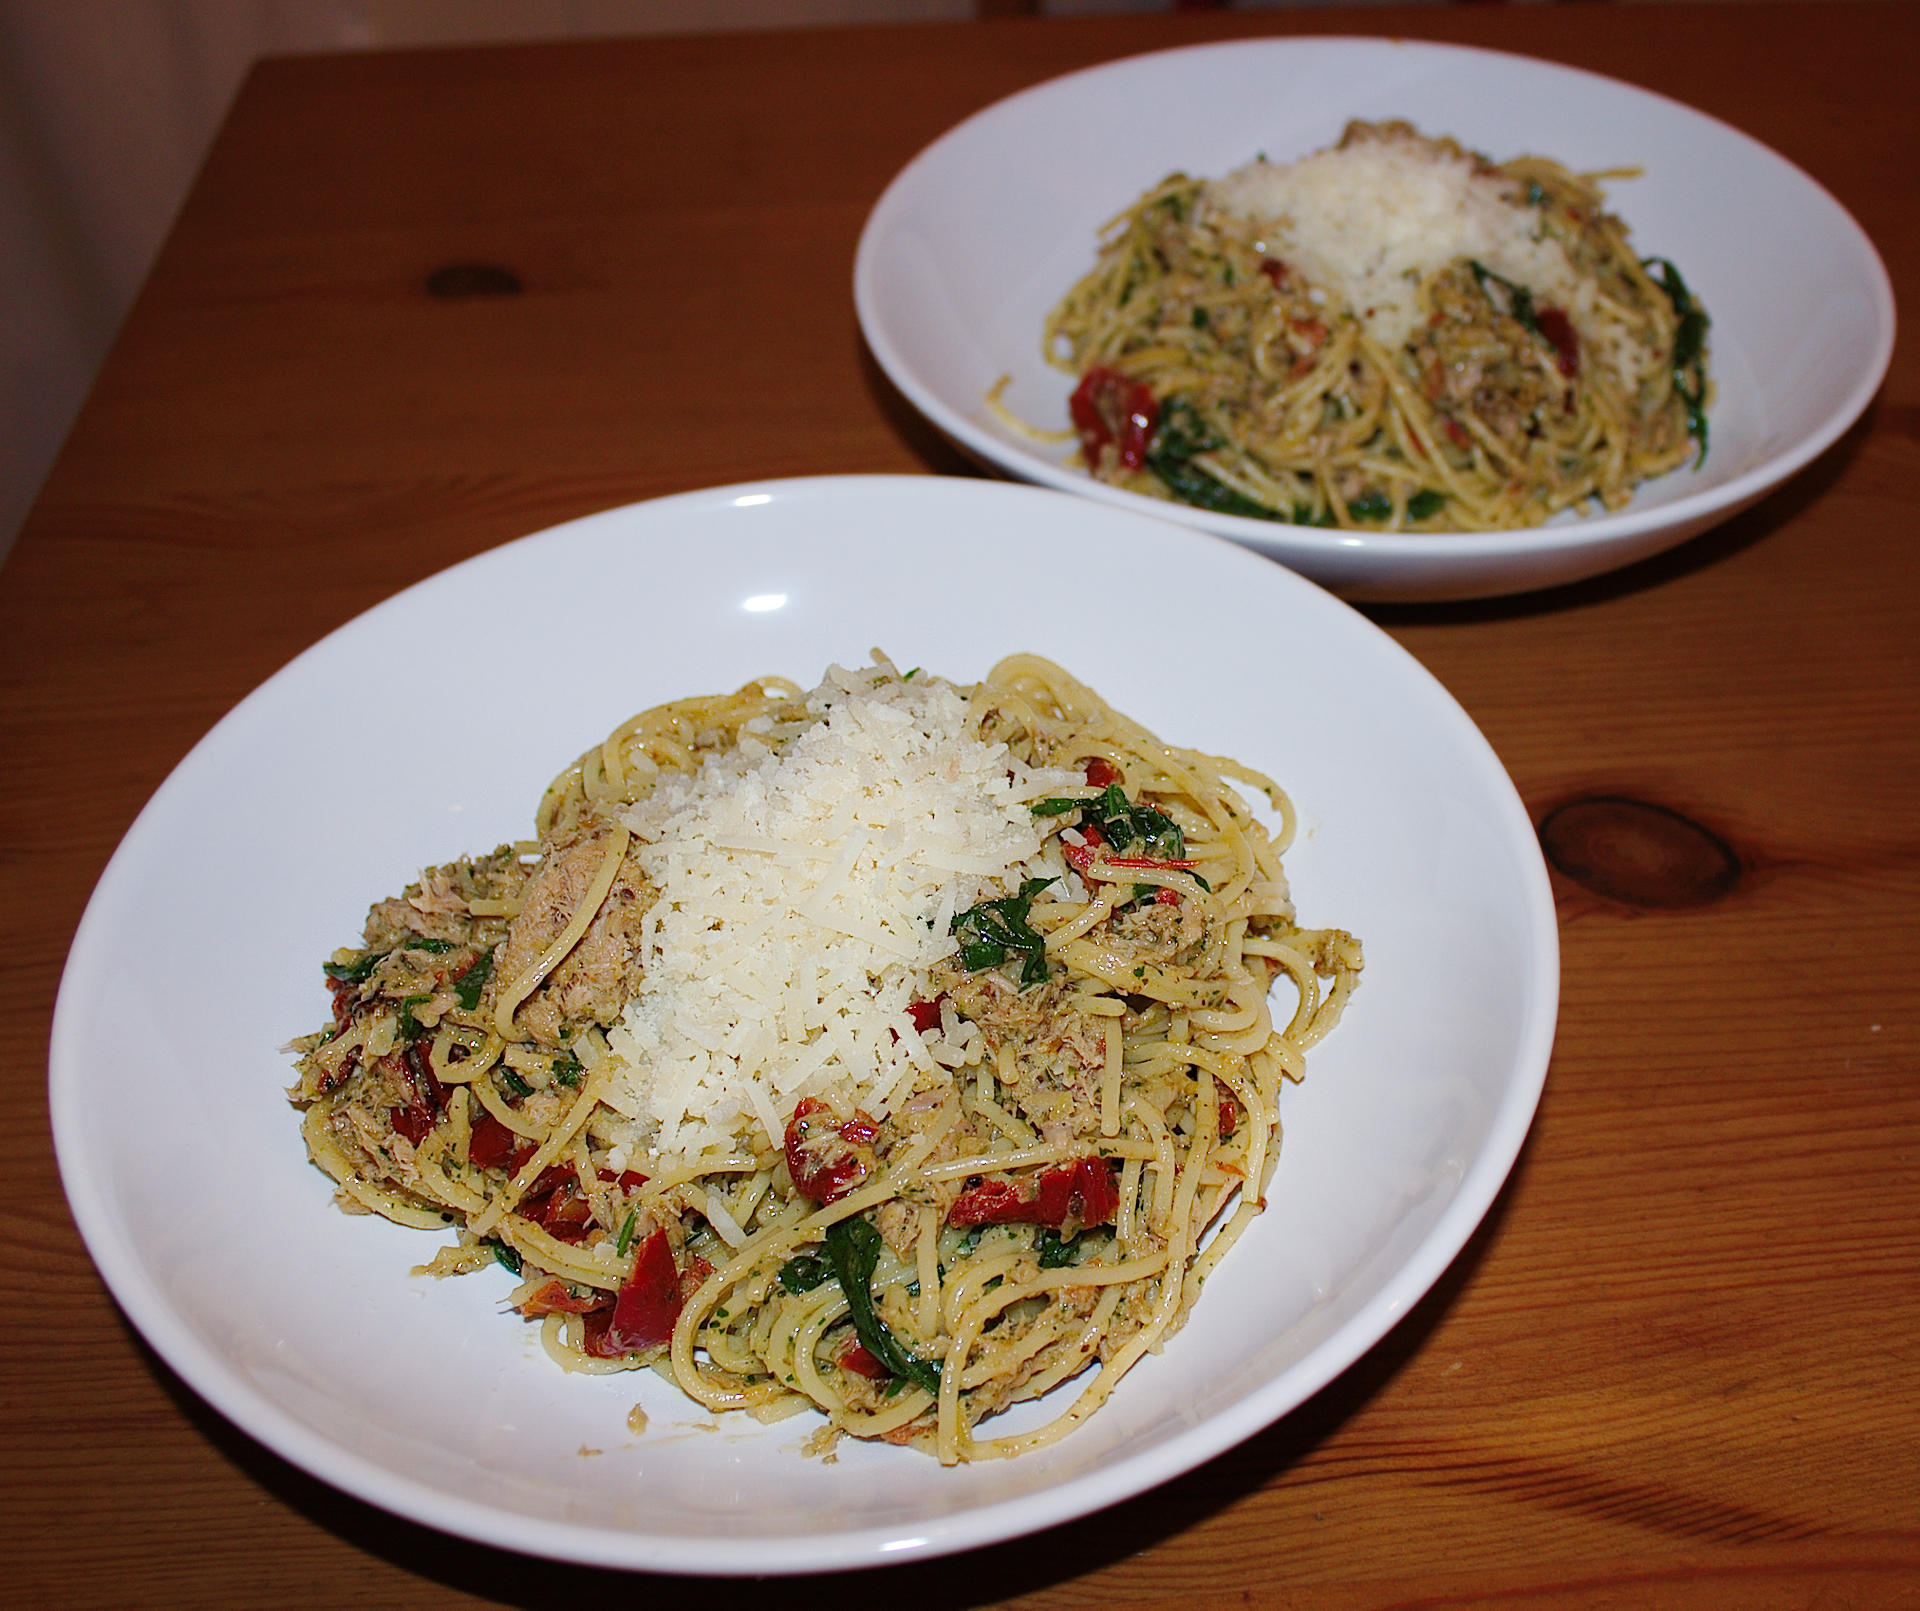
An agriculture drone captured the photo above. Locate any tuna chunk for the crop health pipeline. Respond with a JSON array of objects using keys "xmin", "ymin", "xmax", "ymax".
[{"xmin": 492, "ymin": 825, "xmax": 656, "ymax": 1045}]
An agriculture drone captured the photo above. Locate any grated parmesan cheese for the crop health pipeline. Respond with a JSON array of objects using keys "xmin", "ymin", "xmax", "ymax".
[
  {"xmin": 600, "ymin": 663, "xmax": 1078, "ymax": 1172},
  {"xmin": 1206, "ymin": 126, "xmax": 1633, "ymax": 383}
]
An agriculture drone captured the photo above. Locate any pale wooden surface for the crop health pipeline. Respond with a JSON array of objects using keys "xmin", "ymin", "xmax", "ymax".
[{"xmin": 4, "ymin": 6, "xmax": 1916, "ymax": 1606}]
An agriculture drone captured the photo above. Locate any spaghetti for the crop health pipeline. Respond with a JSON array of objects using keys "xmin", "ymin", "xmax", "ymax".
[
  {"xmin": 1031, "ymin": 120, "xmax": 1711, "ymax": 532},
  {"xmin": 290, "ymin": 654, "xmax": 1360, "ymax": 1462}
]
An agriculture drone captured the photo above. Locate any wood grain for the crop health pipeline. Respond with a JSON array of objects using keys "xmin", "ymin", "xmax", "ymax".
[{"xmin": 3, "ymin": 6, "xmax": 1916, "ymax": 1606}]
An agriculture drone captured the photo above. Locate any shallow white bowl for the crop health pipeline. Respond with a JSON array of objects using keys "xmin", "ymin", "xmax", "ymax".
[
  {"xmin": 855, "ymin": 37, "xmax": 1895, "ymax": 601},
  {"xmin": 53, "ymin": 477, "xmax": 1557, "ymax": 1573}
]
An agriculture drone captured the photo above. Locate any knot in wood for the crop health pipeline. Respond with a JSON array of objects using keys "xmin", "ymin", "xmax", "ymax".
[
  {"xmin": 425, "ymin": 263, "xmax": 524, "ymax": 299},
  {"xmin": 1538, "ymin": 796, "xmax": 1740, "ymax": 909}
]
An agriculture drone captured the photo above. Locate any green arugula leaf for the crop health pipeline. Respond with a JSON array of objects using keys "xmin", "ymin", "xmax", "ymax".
[
  {"xmin": 453, "ymin": 946, "xmax": 495, "ymax": 1010},
  {"xmin": 1643, "ymin": 256, "xmax": 1711, "ymax": 462},
  {"xmin": 824, "ymin": 1219, "xmax": 942, "ymax": 1396},
  {"xmin": 322, "ymin": 949, "xmax": 385, "ymax": 984},
  {"xmin": 1084, "ymin": 783, "xmax": 1184, "ymax": 860},
  {"xmin": 1144, "ymin": 399, "xmax": 1289, "ymax": 521},
  {"xmin": 1036, "ymin": 1228, "xmax": 1080, "ymax": 1269},
  {"xmin": 778, "ymin": 1253, "xmax": 831, "ymax": 1294},
  {"xmin": 952, "ymin": 877, "xmax": 1055, "ymax": 988},
  {"xmin": 398, "ymin": 994, "xmax": 432, "ymax": 1042},
  {"xmin": 1468, "ymin": 259, "xmax": 1542, "ymax": 337}
]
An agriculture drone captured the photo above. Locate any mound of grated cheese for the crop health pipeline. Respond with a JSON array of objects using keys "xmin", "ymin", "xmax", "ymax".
[
  {"xmin": 599, "ymin": 663, "xmax": 1077, "ymax": 1172},
  {"xmin": 1205, "ymin": 127, "xmax": 1637, "ymax": 385}
]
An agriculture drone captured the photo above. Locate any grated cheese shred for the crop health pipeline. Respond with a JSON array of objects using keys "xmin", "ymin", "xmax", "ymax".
[
  {"xmin": 1205, "ymin": 126, "xmax": 1634, "ymax": 382},
  {"xmin": 601, "ymin": 664, "xmax": 1077, "ymax": 1171}
]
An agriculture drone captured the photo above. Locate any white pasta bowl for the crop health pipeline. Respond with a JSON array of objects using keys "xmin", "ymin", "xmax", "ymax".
[
  {"xmin": 855, "ymin": 37, "xmax": 1895, "ymax": 602},
  {"xmin": 52, "ymin": 477, "xmax": 1556, "ymax": 1573}
]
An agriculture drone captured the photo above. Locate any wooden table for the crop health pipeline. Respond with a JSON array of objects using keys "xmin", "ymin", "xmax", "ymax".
[{"xmin": 5, "ymin": 4, "xmax": 1915, "ymax": 1604}]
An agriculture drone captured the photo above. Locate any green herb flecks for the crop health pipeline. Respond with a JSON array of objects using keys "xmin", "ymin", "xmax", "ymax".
[
  {"xmin": 824, "ymin": 1218, "xmax": 942, "ymax": 1396},
  {"xmin": 490, "ymin": 1240, "xmax": 523, "ymax": 1276},
  {"xmin": 952, "ymin": 877, "xmax": 1055, "ymax": 988}
]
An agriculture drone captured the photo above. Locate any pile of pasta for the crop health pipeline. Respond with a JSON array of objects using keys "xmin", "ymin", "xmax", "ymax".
[
  {"xmin": 1030, "ymin": 120, "xmax": 1710, "ymax": 533},
  {"xmin": 290, "ymin": 655, "xmax": 1360, "ymax": 1462}
]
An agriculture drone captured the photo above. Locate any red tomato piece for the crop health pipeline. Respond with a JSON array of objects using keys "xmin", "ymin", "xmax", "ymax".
[
  {"xmin": 907, "ymin": 997, "xmax": 945, "ymax": 1035},
  {"xmin": 389, "ymin": 1104, "xmax": 432, "ymax": 1145},
  {"xmin": 388, "ymin": 1041, "xmax": 448, "ymax": 1144},
  {"xmin": 1535, "ymin": 306, "xmax": 1580, "ymax": 377},
  {"xmin": 1029, "ymin": 1157, "xmax": 1120, "ymax": 1227},
  {"xmin": 583, "ymin": 1228, "xmax": 683, "ymax": 1355},
  {"xmin": 1083, "ymin": 758, "xmax": 1121, "ymax": 788},
  {"xmin": 837, "ymin": 1343, "xmax": 889, "ymax": 1381},
  {"xmin": 521, "ymin": 1162, "xmax": 574, "ymax": 1200},
  {"xmin": 327, "ymin": 978, "xmax": 357, "ymax": 1031},
  {"xmin": 947, "ymin": 1157, "xmax": 1120, "ymax": 1230},
  {"xmin": 946, "ymin": 1179, "xmax": 1027, "ymax": 1226},
  {"xmin": 1068, "ymin": 367, "xmax": 1159, "ymax": 472},
  {"xmin": 532, "ymin": 1184, "xmax": 595, "ymax": 1244},
  {"xmin": 468, "ymin": 1112, "xmax": 517, "ymax": 1169},
  {"xmin": 403, "ymin": 1042, "xmax": 447, "ymax": 1115},
  {"xmin": 1072, "ymin": 1157, "xmax": 1121, "ymax": 1225},
  {"xmin": 784, "ymin": 1097, "xmax": 880, "ymax": 1204},
  {"xmin": 1289, "ymin": 316, "xmax": 1328, "ymax": 352},
  {"xmin": 316, "ymin": 1046, "xmax": 360, "ymax": 1095},
  {"xmin": 1061, "ymin": 822, "xmax": 1106, "ymax": 873}
]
